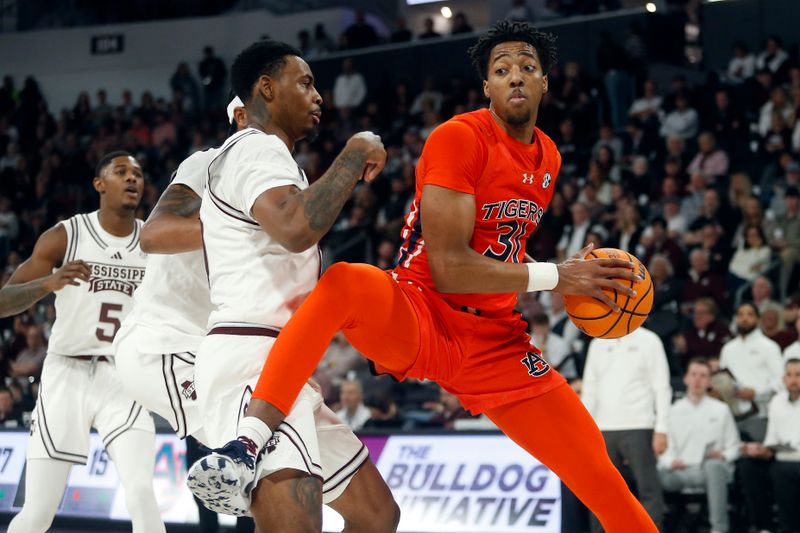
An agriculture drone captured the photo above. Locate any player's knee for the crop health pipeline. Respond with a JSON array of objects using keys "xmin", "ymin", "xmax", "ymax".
[
  {"xmin": 319, "ymin": 262, "xmax": 357, "ymax": 290},
  {"xmin": 345, "ymin": 492, "xmax": 401, "ymax": 532}
]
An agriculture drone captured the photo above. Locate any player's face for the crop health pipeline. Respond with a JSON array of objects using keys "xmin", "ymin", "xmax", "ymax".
[
  {"xmin": 683, "ymin": 363, "xmax": 711, "ymax": 396},
  {"xmin": 735, "ymin": 305, "xmax": 758, "ymax": 336},
  {"xmin": 784, "ymin": 362, "xmax": 800, "ymax": 396},
  {"xmin": 483, "ymin": 41, "xmax": 548, "ymax": 128},
  {"xmin": 94, "ymin": 156, "xmax": 144, "ymax": 210},
  {"xmin": 273, "ymin": 55, "xmax": 322, "ymax": 142}
]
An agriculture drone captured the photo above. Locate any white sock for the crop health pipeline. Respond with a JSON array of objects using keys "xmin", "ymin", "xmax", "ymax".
[{"xmin": 237, "ymin": 416, "xmax": 272, "ymax": 452}]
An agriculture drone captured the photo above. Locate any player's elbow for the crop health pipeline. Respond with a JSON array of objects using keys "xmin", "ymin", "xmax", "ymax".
[{"xmin": 139, "ymin": 225, "xmax": 158, "ymax": 253}]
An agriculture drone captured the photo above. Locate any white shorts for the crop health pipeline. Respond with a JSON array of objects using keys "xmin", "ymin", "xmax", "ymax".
[
  {"xmin": 29, "ymin": 353, "xmax": 155, "ymax": 464},
  {"xmin": 195, "ymin": 325, "xmax": 369, "ymax": 504},
  {"xmin": 115, "ymin": 324, "xmax": 204, "ymax": 441}
]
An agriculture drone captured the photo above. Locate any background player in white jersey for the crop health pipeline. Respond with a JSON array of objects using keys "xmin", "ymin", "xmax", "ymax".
[
  {"xmin": 0, "ymin": 152, "xmax": 165, "ymax": 533},
  {"xmin": 188, "ymin": 40, "xmax": 398, "ymax": 531}
]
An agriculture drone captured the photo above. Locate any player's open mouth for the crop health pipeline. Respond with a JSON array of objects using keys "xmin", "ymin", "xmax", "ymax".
[{"xmin": 124, "ymin": 187, "xmax": 139, "ymax": 197}]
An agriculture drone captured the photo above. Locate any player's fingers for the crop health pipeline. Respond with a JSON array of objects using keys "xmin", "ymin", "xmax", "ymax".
[
  {"xmin": 600, "ymin": 267, "xmax": 641, "ymax": 282},
  {"xmin": 362, "ymin": 163, "xmax": 380, "ymax": 182},
  {"xmin": 67, "ymin": 280, "xmax": 80, "ymax": 287},
  {"xmin": 571, "ymin": 243, "xmax": 593, "ymax": 261},
  {"xmin": 591, "ymin": 289, "xmax": 621, "ymax": 312},
  {"xmin": 596, "ymin": 278, "xmax": 636, "ymax": 297},
  {"xmin": 594, "ymin": 258, "xmax": 635, "ymax": 270}
]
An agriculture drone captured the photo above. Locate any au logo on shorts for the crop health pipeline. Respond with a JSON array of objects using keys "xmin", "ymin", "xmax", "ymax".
[{"xmin": 521, "ymin": 351, "xmax": 550, "ymax": 377}]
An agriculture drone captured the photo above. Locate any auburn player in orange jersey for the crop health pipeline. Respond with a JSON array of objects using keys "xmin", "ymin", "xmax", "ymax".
[{"xmin": 198, "ymin": 21, "xmax": 658, "ymax": 532}]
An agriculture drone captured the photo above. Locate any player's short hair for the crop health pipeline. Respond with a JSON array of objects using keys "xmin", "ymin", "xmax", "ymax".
[
  {"xmin": 786, "ymin": 358, "xmax": 800, "ymax": 368},
  {"xmin": 231, "ymin": 40, "xmax": 303, "ymax": 104},
  {"xmin": 95, "ymin": 150, "xmax": 134, "ymax": 178},
  {"xmin": 467, "ymin": 19, "xmax": 557, "ymax": 80},
  {"xmin": 685, "ymin": 357, "xmax": 711, "ymax": 373}
]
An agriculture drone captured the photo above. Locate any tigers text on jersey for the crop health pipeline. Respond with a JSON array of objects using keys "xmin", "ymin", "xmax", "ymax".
[
  {"xmin": 121, "ymin": 148, "xmax": 216, "ymax": 353},
  {"xmin": 199, "ymin": 128, "xmax": 320, "ymax": 329},
  {"xmin": 394, "ymin": 108, "xmax": 561, "ymax": 314},
  {"xmin": 47, "ymin": 211, "xmax": 146, "ymax": 357}
]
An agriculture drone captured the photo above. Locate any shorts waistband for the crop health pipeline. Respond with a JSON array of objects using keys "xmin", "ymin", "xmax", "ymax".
[
  {"xmin": 72, "ymin": 355, "xmax": 111, "ymax": 363},
  {"xmin": 208, "ymin": 325, "xmax": 280, "ymax": 337}
]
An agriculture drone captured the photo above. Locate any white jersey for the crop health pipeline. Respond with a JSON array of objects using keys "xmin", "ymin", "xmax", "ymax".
[
  {"xmin": 120, "ymin": 148, "xmax": 216, "ymax": 353},
  {"xmin": 199, "ymin": 128, "xmax": 320, "ymax": 329},
  {"xmin": 48, "ymin": 211, "xmax": 146, "ymax": 357}
]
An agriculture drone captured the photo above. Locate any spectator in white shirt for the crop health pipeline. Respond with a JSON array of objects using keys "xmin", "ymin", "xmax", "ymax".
[
  {"xmin": 659, "ymin": 358, "xmax": 740, "ymax": 533},
  {"xmin": 758, "ymin": 86, "xmax": 793, "ymax": 137},
  {"xmin": 738, "ymin": 358, "xmax": 800, "ymax": 533},
  {"xmin": 726, "ymin": 41, "xmax": 756, "ymax": 83},
  {"xmin": 660, "ymin": 92, "xmax": 699, "ymax": 140},
  {"xmin": 628, "ymin": 79, "xmax": 663, "ymax": 126},
  {"xmin": 530, "ymin": 313, "xmax": 575, "ymax": 379},
  {"xmin": 756, "ymin": 35, "xmax": 789, "ymax": 77},
  {"xmin": 335, "ymin": 379, "xmax": 372, "ymax": 431},
  {"xmin": 409, "ymin": 77, "xmax": 443, "ymax": 116},
  {"xmin": 784, "ymin": 316, "xmax": 800, "ymax": 361},
  {"xmin": 718, "ymin": 302, "xmax": 784, "ymax": 442},
  {"xmin": 332, "ymin": 58, "xmax": 367, "ymax": 111},
  {"xmin": 582, "ymin": 327, "xmax": 672, "ymax": 532},
  {"xmin": 557, "ymin": 202, "xmax": 591, "ymax": 261}
]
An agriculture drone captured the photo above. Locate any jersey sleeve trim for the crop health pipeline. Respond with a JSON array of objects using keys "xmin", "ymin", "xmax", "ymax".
[{"xmin": 63, "ymin": 218, "xmax": 78, "ymax": 263}]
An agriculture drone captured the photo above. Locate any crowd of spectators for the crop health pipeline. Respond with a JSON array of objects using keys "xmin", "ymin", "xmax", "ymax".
[{"xmin": 0, "ymin": 11, "xmax": 800, "ymax": 530}]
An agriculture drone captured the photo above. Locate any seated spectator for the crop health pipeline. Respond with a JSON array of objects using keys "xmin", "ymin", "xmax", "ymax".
[
  {"xmin": 641, "ymin": 218, "xmax": 684, "ymax": 277},
  {"xmin": 0, "ymin": 387, "xmax": 21, "ymax": 427},
  {"xmin": 662, "ymin": 196, "xmax": 687, "ymax": 238},
  {"xmin": 628, "ymin": 79, "xmax": 663, "ymax": 128},
  {"xmin": 766, "ymin": 159, "xmax": 800, "ymax": 217},
  {"xmin": 544, "ymin": 291, "xmax": 583, "ymax": 356},
  {"xmin": 726, "ymin": 41, "xmax": 756, "ymax": 84},
  {"xmin": 755, "ymin": 35, "xmax": 789, "ymax": 79},
  {"xmin": 658, "ymin": 358, "xmax": 740, "ymax": 533},
  {"xmin": 607, "ymin": 202, "xmax": 642, "ymax": 255},
  {"xmin": 530, "ymin": 313, "xmax": 575, "ymax": 379},
  {"xmin": 760, "ymin": 111, "xmax": 792, "ymax": 157},
  {"xmin": 422, "ymin": 387, "xmax": 473, "ymax": 429},
  {"xmin": 693, "ymin": 223, "xmax": 731, "ymax": 274},
  {"xmin": 389, "ymin": 17, "xmax": 412, "ymax": 43},
  {"xmin": 729, "ymin": 224, "xmax": 772, "ymax": 286},
  {"xmin": 737, "ymin": 358, "xmax": 800, "ymax": 533},
  {"xmin": 450, "ymin": 12, "xmax": 473, "ymax": 35},
  {"xmin": 342, "ymin": 10, "xmax": 379, "ymax": 49},
  {"xmin": 659, "ymin": 92, "xmax": 698, "ymax": 141},
  {"xmin": 764, "ymin": 186, "xmax": 800, "ymax": 298},
  {"xmin": 760, "ymin": 302, "xmax": 797, "ymax": 350},
  {"xmin": 333, "ymin": 58, "xmax": 367, "ymax": 111},
  {"xmin": 681, "ymin": 249, "xmax": 727, "ymax": 314},
  {"xmin": 418, "ymin": 17, "xmax": 441, "ymax": 40},
  {"xmin": 730, "ymin": 193, "xmax": 761, "ymax": 247},
  {"xmin": 750, "ymin": 275, "xmax": 779, "ymax": 313},
  {"xmin": 335, "ymin": 378, "xmax": 372, "ymax": 431},
  {"xmin": 758, "ymin": 86, "xmax": 793, "ymax": 137},
  {"xmin": 622, "ymin": 119, "xmax": 658, "ymax": 165},
  {"xmin": 646, "ymin": 254, "xmax": 683, "ymax": 339},
  {"xmin": 718, "ymin": 302, "xmax": 784, "ymax": 442},
  {"xmin": 10, "ymin": 324, "xmax": 45, "ymax": 381},
  {"xmin": 363, "ymin": 390, "xmax": 402, "ymax": 429},
  {"xmin": 678, "ymin": 298, "xmax": 731, "ymax": 366},
  {"xmin": 784, "ymin": 315, "xmax": 800, "ymax": 360},
  {"xmin": 316, "ymin": 332, "xmax": 365, "ymax": 387},
  {"xmin": 687, "ymin": 189, "xmax": 738, "ymax": 246},
  {"xmin": 410, "ymin": 77, "xmax": 443, "ymax": 116},
  {"xmin": 592, "ymin": 123, "xmax": 623, "ymax": 161},
  {"xmin": 557, "ymin": 202, "xmax": 591, "ymax": 261},
  {"xmin": 686, "ymin": 131, "xmax": 729, "ymax": 182}
]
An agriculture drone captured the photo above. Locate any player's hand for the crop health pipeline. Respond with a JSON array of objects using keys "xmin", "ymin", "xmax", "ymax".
[
  {"xmin": 346, "ymin": 132, "xmax": 386, "ymax": 182},
  {"xmin": 44, "ymin": 260, "xmax": 91, "ymax": 292},
  {"xmin": 652, "ymin": 432, "xmax": 668, "ymax": 456},
  {"xmin": 553, "ymin": 244, "xmax": 641, "ymax": 312}
]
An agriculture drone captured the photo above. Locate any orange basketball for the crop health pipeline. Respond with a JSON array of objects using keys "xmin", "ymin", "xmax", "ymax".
[{"xmin": 563, "ymin": 248, "xmax": 653, "ymax": 339}]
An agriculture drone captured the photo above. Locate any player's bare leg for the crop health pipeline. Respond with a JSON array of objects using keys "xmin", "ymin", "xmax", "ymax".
[
  {"xmin": 7, "ymin": 459, "xmax": 72, "ymax": 533},
  {"xmin": 250, "ymin": 469, "xmax": 322, "ymax": 533},
  {"xmin": 327, "ymin": 460, "xmax": 400, "ymax": 532}
]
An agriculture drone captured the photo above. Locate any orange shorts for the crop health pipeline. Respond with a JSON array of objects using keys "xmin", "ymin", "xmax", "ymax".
[{"xmin": 373, "ymin": 277, "xmax": 566, "ymax": 414}]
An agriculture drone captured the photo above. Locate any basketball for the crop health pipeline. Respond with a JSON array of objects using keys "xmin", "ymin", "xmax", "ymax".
[{"xmin": 564, "ymin": 248, "xmax": 653, "ymax": 339}]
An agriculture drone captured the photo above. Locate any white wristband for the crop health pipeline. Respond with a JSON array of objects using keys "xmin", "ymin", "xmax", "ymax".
[{"xmin": 526, "ymin": 262, "xmax": 559, "ymax": 292}]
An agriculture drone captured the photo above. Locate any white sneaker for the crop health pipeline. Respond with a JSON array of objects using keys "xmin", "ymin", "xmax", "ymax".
[{"xmin": 186, "ymin": 437, "xmax": 260, "ymax": 516}]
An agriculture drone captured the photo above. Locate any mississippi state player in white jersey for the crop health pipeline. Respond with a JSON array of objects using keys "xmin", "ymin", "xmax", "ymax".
[
  {"xmin": 188, "ymin": 41, "xmax": 398, "ymax": 531},
  {"xmin": 0, "ymin": 152, "xmax": 164, "ymax": 533}
]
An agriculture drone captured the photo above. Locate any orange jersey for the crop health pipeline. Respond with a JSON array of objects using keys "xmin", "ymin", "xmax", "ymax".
[{"xmin": 394, "ymin": 108, "xmax": 561, "ymax": 314}]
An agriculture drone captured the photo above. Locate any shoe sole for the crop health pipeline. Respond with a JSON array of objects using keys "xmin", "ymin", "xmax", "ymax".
[{"xmin": 187, "ymin": 454, "xmax": 251, "ymax": 517}]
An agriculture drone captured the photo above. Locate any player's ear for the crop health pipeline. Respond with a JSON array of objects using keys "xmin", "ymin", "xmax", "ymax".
[
  {"xmin": 256, "ymin": 75, "xmax": 275, "ymax": 102},
  {"xmin": 542, "ymin": 74, "xmax": 549, "ymax": 94},
  {"xmin": 482, "ymin": 79, "xmax": 490, "ymax": 100},
  {"xmin": 93, "ymin": 176, "xmax": 105, "ymax": 195}
]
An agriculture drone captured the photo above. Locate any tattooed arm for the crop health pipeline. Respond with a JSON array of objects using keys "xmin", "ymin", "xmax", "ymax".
[
  {"xmin": 0, "ymin": 225, "xmax": 90, "ymax": 318},
  {"xmin": 140, "ymin": 183, "xmax": 202, "ymax": 254},
  {"xmin": 251, "ymin": 132, "xmax": 386, "ymax": 253}
]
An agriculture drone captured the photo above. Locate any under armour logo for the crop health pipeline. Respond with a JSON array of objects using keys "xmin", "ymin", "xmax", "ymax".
[
  {"xmin": 542, "ymin": 172, "xmax": 551, "ymax": 189},
  {"xmin": 181, "ymin": 380, "xmax": 197, "ymax": 401},
  {"xmin": 110, "ymin": 251, "xmax": 123, "ymax": 260},
  {"xmin": 522, "ymin": 173, "xmax": 535, "ymax": 185},
  {"xmin": 521, "ymin": 351, "xmax": 550, "ymax": 377}
]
